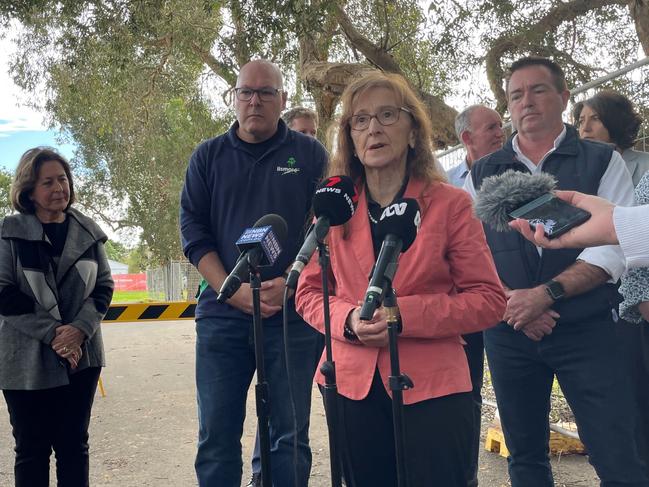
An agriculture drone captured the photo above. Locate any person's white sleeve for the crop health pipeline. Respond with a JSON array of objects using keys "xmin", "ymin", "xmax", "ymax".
[
  {"xmin": 462, "ymin": 172, "xmax": 477, "ymax": 200},
  {"xmin": 578, "ymin": 152, "xmax": 634, "ymax": 281},
  {"xmin": 614, "ymin": 205, "xmax": 649, "ymax": 268}
]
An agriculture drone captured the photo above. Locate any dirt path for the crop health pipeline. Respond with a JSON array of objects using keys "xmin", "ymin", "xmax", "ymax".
[{"xmin": 0, "ymin": 320, "xmax": 597, "ymax": 486}]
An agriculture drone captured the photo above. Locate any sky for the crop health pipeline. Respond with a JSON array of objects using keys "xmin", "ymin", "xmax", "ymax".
[
  {"xmin": 0, "ymin": 33, "xmax": 77, "ymax": 171},
  {"xmin": 0, "ymin": 31, "xmax": 135, "ymax": 243}
]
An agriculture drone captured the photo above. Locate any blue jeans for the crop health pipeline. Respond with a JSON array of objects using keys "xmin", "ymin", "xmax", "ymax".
[
  {"xmin": 194, "ymin": 316, "xmax": 322, "ymax": 487},
  {"xmin": 251, "ymin": 332, "xmax": 324, "ymax": 478},
  {"xmin": 485, "ymin": 317, "xmax": 649, "ymax": 487}
]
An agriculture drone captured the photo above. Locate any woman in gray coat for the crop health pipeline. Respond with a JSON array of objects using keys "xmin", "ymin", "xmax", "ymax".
[
  {"xmin": 573, "ymin": 90, "xmax": 649, "ymax": 187},
  {"xmin": 0, "ymin": 147, "xmax": 113, "ymax": 487}
]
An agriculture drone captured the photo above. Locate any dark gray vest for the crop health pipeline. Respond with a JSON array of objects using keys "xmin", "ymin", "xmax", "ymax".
[{"xmin": 472, "ymin": 125, "xmax": 621, "ymax": 323}]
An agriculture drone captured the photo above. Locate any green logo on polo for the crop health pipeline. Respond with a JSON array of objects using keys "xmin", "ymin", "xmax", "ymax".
[{"xmin": 276, "ymin": 156, "xmax": 300, "ymax": 175}]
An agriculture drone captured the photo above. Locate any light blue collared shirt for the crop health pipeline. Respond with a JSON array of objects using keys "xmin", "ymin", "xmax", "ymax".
[{"xmin": 446, "ymin": 159, "xmax": 470, "ymax": 188}]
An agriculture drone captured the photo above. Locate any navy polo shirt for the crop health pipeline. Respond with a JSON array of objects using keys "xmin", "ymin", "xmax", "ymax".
[{"xmin": 180, "ymin": 119, "xmax": 327, "ymax": 322}]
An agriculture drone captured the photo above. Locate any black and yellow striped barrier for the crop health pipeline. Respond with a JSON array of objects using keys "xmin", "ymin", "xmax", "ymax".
[{"xmin": 104, "ymin": 302, "xmax": 196, "ymax": 322}]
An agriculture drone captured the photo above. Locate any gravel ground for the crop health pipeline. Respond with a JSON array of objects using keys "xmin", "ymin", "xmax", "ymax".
[{"xmin": 0, "ymin": 320, "xmax": 597, "ymax": 486}]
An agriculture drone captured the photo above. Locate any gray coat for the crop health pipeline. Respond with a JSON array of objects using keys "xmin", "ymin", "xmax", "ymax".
[
  {"xmin": 622, "ymin": 148, "xmax": 649, "ymax": 187},
  {"xmin": 0, "ymin": 208, "xmax": 113, "ymax": 390}
]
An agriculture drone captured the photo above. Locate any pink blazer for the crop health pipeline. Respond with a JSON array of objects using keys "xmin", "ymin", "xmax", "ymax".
[{"xmin": 295, "ymin": 178, "xmax": 506, "ymax": 404}]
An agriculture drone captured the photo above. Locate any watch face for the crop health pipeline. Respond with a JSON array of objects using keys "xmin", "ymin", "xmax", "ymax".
[{"xmin": 546, "ymin": 281, "xmax": 564, "ymax": 300}]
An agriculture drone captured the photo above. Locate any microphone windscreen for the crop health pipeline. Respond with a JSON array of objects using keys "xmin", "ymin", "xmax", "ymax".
[
  {"xmin": 312, "ymin": 175, "xmax": 358, "ymax": 226},
  {"xmin": 252, "ymin": 213, "xmax": 288, "ymax": 245},
  {"xmin": 375, "ymin": 198, "xmax": 421, "ymax": 252},
  {"xmin": 474, "ymin": 170, "xmax": 556, "ymax": 231}
]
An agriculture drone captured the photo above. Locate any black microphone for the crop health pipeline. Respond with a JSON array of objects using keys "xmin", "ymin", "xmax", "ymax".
[
  {"xmin": 217, "ymin": 214, "xmax": 288, "ymax": 303},
  {"xmin": 285, "ymin": 175, "xmax": 358, "ymax": 290},
  {"xmin": 473, "ymin": 169, "xmax": 557, "ymax": 231},
  {"xmin": 359, "ymin": 198, "xmax": 420, "ymax": 321}
]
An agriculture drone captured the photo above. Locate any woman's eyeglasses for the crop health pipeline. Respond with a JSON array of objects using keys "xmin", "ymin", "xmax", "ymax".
[{"xmin": 349, "ymin": 106, "xmax": 412, "ymax": 131}]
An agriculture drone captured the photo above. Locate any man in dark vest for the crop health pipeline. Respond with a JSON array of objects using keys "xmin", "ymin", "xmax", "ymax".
[{"xmin": 465, "ymin": 56, "xmax": 649, "ymax": 487}]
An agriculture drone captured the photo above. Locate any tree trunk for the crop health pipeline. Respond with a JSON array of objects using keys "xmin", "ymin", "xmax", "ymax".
[
  {"xmin": 485, "ymin": 0, "xmax": 628, "ymax": 113},
  {"xmin": 629, "ymin": 0, "xmax": 649, "ymax": 55}
]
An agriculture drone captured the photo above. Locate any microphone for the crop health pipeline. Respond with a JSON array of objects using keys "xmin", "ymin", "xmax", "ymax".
[
  {"xmin": 359, "ymin": 198, "xmax": 421, "ymax": 321},
  {"xmin": 216, "ymin": 214, "xmax": 288, "ymax": 303},
  {"xmin": 474, "ymin": 170, "xmax": 557, "ymax": 231},
  {"xmin": 285, "ymin": 175, "xmax": 358, "ymax": 289}
]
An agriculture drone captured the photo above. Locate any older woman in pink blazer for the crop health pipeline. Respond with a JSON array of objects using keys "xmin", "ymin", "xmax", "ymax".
[{"xmin": 295, "ymin": 72, "xmax": 506, "ymax": 487}]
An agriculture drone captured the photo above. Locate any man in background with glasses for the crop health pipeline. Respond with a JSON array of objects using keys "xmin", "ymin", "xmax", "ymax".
[{"xmin": 180, "ymin": 59, "xmax": 327, "ymax": 487}]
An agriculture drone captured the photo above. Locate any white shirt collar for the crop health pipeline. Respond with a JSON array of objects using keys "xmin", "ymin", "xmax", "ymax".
[{"xmin": 511, "ymin": 125, "xmax": 567, "ymax": 173}]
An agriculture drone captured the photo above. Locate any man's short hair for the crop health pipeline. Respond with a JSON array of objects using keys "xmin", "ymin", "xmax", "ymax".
[
  {"xmin": 282, "ymin": 107, "xmax": 318, "ymax": 128},
  {"xmin": 506, "ymin": 56, "xmax": 568, "ymax": 95},
  {"xmin": 455, "ymin": 105, "xmax": 484, "ymax": 141}
]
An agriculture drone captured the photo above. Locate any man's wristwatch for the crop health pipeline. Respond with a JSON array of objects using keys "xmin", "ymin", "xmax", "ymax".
[{"xmin": 544, "ymin": 280, "xmax": 565, "ymax": 301}]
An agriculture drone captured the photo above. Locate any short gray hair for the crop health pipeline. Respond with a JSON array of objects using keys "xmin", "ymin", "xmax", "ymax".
[
  {"xmin": 454, "ymin": 104, "xmax": 484, "ymax": 141},
  {"xmin": 282, "ymin": 107, "xmax": 318, "ymax": 127}
]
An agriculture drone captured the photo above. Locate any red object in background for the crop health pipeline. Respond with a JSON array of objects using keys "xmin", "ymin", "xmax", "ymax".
[{"xmin": 113, "ymin": 273, "xmax": 147, "ymax": 291}]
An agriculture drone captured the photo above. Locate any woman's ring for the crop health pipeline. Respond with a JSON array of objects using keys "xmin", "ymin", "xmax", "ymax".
[{"xmin": 62, "ymin": 346, "xmax": 69, "ymax": 353}]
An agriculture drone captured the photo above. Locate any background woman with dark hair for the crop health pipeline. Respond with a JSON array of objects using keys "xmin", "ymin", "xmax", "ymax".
[
  {"xmin": 573, "ymin": 90, "xmax": 649, "ymax": 186},
  {"xmin": 295, "ymin": 72, "xmax": 506, "ymax": 487},
  {"xmin": 0, "ymin": 147, "xmax": 113, "ymax": 487}
]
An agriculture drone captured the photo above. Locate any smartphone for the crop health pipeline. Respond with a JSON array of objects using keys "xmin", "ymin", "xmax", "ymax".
[{"xmin": 508, "ymin": 193, "xmax": 591, "ymax": 239}]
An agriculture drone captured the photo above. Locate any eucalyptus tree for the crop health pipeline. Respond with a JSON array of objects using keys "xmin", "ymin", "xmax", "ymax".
[{"xmin": 2, "ymin": 0, "xmax": 647, "ymax": 261}]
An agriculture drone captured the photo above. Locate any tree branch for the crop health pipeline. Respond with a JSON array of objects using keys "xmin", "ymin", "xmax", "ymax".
[
  {"xmin": 629, "ymin": 0, "xmax": 649, "ymax": 55},
  {"xmin": 190, "ymin": 41, "xmax": 237, "ymax": 87},
  {"xmin": 333, "ymin": 3, "xmax": 403, "ymax": 74},
  {"xmin": 485, "ymin": 0, "xmax": 628, "ymax": 112},
  {"xmin": 77, "ymin": 201, "xmax": 136, "ymax": 231}
]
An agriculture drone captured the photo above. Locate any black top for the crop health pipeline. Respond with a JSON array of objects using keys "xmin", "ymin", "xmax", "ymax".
[
  {"xmin": 366, "ymin": 176, "xmax": 409, "ymax": 257},
  {"xmin": 43, "ymin": 217, "xmax": 70, "ymax": 257}
]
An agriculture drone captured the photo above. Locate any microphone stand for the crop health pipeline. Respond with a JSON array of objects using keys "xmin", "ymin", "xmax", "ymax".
[
  {"xmin": 250, "ymin": 262, "xmax": 272, "ymax": 487},
  {"xmin": 384, "ymin": 283, "xmax": 413, "ymax": 487},
  {"xmin": 317, "ymin": 235, "xmax": 343, "ymax": 487}
]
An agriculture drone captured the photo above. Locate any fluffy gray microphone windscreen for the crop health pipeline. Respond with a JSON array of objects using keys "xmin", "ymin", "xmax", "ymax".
[{"xmin": 474, "ymin": 170, "xmax": 557, "ymax": 231}]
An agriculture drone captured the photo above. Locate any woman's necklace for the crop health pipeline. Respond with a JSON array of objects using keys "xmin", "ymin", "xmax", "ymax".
[{"xmin": 367, "ymin": 207, "xmax": 379, "ymax": 224}]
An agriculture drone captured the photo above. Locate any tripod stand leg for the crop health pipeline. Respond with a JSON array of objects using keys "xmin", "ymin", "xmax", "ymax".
[
  {"xmin": 386, "ymin": 288, "xmax": 413, "ymax": 487},
  {"xmin": 318, "ymin": 243, "xmax": 343, "ymax": 487},
  {"xmin": 251, "ymin": 272, "xmax": 272, "ymax": 486}
]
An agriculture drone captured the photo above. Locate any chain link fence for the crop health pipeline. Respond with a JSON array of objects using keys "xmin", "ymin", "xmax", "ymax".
[{"xmin": 145, "ymin": 260, "xmax": 203, "ymax": 302}]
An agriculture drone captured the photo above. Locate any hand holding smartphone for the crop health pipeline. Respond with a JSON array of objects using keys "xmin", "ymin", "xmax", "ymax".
[{"xmin": 508, "ymin": 193, "xmax": 591, "ymax": 239}]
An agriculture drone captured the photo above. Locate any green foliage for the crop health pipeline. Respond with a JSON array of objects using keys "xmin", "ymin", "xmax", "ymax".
[
  {"xmin": 126, "ymin": 243, "xmax": 149, "ymax": 274},
  {"xmin": 0, "ymin": 168, "xmax": 14, "ymax": 218},
  {"xmin": 428, "ymin": 0, "xmax": 639, "ymax": 90},
  {"xmin": 104, "ymin": 239, "xmax": 128, "ymax": 262},
  {"xmin": 2, "ymin": 0, "xmax": 646, "ymax": 264},
  {"xmin": 112, "ymin": 290, "xmax": 164, "ymax": 303},
  {"xmin": 4, "ymin": 1, "xmax": 230, "ymax": 264}
]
